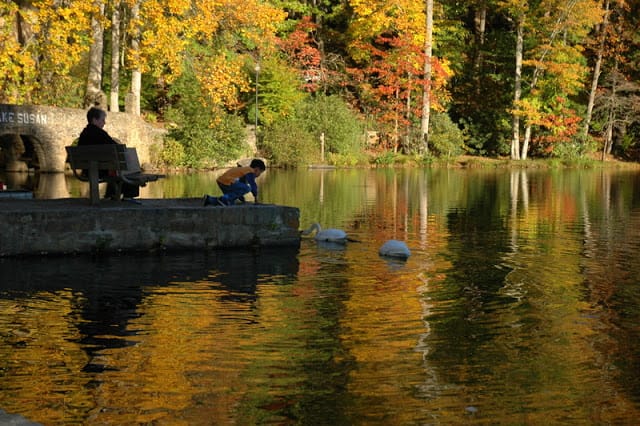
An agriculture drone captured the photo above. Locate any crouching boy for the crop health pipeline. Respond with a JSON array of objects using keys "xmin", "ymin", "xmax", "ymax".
[{"xmin": 202, "ymin": 159, "xmax": 266, "ymax": 206}]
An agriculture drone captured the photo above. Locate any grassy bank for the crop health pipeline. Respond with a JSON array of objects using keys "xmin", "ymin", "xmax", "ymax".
[{"xmin": 363, "ymin": 153, "xmax": 640, "ymax": 170}]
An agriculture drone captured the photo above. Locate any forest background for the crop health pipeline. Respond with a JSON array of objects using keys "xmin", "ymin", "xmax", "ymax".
[{"xmin": 1, "ymin": 0, "xmax": 639, "ymax": 169}]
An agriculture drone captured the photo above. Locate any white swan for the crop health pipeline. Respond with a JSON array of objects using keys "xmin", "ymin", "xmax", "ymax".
[
  {"xmin": 379, "ymin": 240, "xmax": 411, "ymax": 259},
  {"xmin": 301, "ymin": 223, "xmax": 347, "ymax": 243}
]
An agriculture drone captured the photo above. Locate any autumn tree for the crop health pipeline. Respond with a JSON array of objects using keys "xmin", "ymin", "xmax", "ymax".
[
  {"xmin": 348, "ymin": 36, "xmax": 425, "ymax": 152},
  {"xmin": 583, "ymin": 1, "xmax": 640, "ymax": 159},
  {"xmin": 0, "ymin": 0, "xmax": 93, "ymax": 105},
  {"xmin": 0, "ymin": 2, "xmax": 37, "ymax": 103},
  {"xmin": 126, "ymin": 0, "xmax": 142, "ymax": 115},
  {"xmin": 162, "ymin": 0, "xmax": 286, "ymax": 166},
  {"xmin": 274, "ymin": 0, "xmax": 351, "ymax": 95},
  {"xmin": 346, "ymin": 0, "xmax": 452, "ymax": 153},
  {"xmin": 582, "ymin": 0, "xmax": 612, "ymax": 138},
  {"xmin": 502, "ymin": 0, "xmax": 603, "ymax": 159}
]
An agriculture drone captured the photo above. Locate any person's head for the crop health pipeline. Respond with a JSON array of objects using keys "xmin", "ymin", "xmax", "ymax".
[
  {"xmin": 250, "ymin": 158, "xmax": 266, "ymax": 177},
  {"xmin": 87, "ymin": 107, "xmax": 107, "ymax": 128}
]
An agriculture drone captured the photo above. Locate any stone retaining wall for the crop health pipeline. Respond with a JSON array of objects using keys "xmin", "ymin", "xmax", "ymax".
[{"xmin": 0, "ymin": 199, "xmax": 300, "ymax": 257}]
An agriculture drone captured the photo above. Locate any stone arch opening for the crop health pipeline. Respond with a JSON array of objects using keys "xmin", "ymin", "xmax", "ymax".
[{"xmin": 0, "ymin": 132, "xmax": 43, "ymax": 172}]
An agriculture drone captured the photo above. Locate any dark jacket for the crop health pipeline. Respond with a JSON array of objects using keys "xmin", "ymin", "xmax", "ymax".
[
  {"xmin": 78, "ymin": 123, "xmax": 118, "ymax": 146},
  {"xmin": 76, "ymin": 123, "xmax": 139, "ymax": 198}
]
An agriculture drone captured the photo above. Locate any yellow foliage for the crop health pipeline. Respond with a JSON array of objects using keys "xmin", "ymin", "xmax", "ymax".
[
  {"xmin": 186, "ymin": 0, "xmax": 285, "ymax": 116},
  {"xmin": 196, "ymin": 54, "xmax": 251, "ymax": 112},
  {"xmin": 349, "ymin": 0, "xmax": 425, "ymax": 46},
  {"xmin": 34, "ymin": 0, "xmax": 94, "ymax": 74},
  {"xmin": 191, "ymin": 0, "xmax": 285, "ymax": 50},
  {"xmin": 124, "ymin": 0, "xmax": 284, "ymax": 87},
  {"xmin": 0, "ymin": 0, "xmax": 92, "ymax": 103},
  {"xmin": 124, "ymin": 0, "xmax": 192, "ymax": 79}
]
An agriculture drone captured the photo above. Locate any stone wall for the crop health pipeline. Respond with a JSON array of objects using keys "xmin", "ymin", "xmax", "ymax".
[
  {"xmin": 0, "ymin": 104, "xmax": 165, "ymax": 172},
  {"xmin": 0, "ymin": 199, "xmax": 301, "ymax": 256}
]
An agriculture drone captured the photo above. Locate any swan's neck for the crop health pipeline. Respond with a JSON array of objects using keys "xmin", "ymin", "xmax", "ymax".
[{"xmin": 302, "ymin": 222, "xmax": 322, "ymax": 236}]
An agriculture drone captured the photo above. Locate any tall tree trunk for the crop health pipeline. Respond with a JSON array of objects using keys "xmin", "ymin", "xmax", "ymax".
[
  {"xmin": 521, "ymin": 125, "xmax": 532, "ymax": 159},
  {"xmin": 406, "ymin": 74, "xmax": 412, "ymax": 151},
  {"xmin": 584, "ymin": 0, "xmax": 610, "ymax": 137},
  {"xmin": 311, "ymin": 0, "xmax": 328, "ymax": 95},
  {"xmin": 110, "ymin": 0, "xmax": 121, "ymax": 112},
  {"xmin": 511, "ymin": 16, "xmax": 523, "ymax": 160},
  {"xmin": 521, "ymin": 54, "xmax": 544, "ymax": 159},
  {"xmin": 421, "ymin": 0, "xmax": 433, "ymax": 154},
  {"xmin": 602, "ymin": 114, "xmax": 613, "ymax": 160},
  {"xmin": 602, "ymin": 60, "xmax": 618, "ymax": 160},
  {"xmin": 128, "ymin": 0, "xmax": 141, "ymax": 116},
  {"xmin": 473, "ymin": 1, "xmax": 487, "ymax": 93},
  {"xmin": 394, "ymin": 87, "xmax": 400, "ymax": 153},
  {"xmin": 15, "ymin": 1, "xmax": 35, "ymax": 46},
  {"xmin": 84, "ymin": 0, "xmax": 106, "ymax": 108}
]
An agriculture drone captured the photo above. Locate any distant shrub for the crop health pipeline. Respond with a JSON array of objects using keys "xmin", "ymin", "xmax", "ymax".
[
  {"xmin": 260, "ymin": 94, "xmax": 364, "ymax": 167},
  {"xmin": 326, "ymin": 152, "xmax": 368, "ymax": 167},
  {"xmin": 372, "ymin": 151, "xmax": 397, "ymax": 165},
  {"xmin": 160, "ymin": 138, "xmax": 186, "ymax": 167},
  {"xmin": 260, "ymin": 119, "xmax": 317, "ymax": 167},
  {"xmin": 165, "ymin": 107, "xmax": 246, "ymax": 168},
  {"xmin": 551, "ymin": 134, "xmax": 598, "ymax": 161},
  {"xmin": 428, "ymin": 112, "xmax": 465, "ymax": 158},
  {"xmin": 298, "ymin": 94, "xmax": 364, "ymax": 156}
]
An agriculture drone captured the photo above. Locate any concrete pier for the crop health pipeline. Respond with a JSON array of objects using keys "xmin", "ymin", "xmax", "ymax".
[{"xmin": 0, "ymin": 198, "xmax": 300, "ymax": 257}]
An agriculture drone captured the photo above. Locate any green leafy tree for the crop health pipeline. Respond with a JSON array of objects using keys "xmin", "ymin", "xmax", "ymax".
[
  {"xmin": 164, "ymin": 67, "xmax": 246, "ymax": 168},
  {"xmin": 253, "ymin": 56, "xmax": 307, "ymax": 128}
]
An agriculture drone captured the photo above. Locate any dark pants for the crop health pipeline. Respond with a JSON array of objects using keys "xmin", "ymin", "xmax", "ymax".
[
  {"xmin": 217, "ymin": 181, "xmax": 249, "ymax": 204},
  {"xmin": 105, "ymin": 181, "xmax": 139, "ymax": 199},
  {"xmin": 83, "ymin": 170, "xmax": 140, "ymax": 199}
]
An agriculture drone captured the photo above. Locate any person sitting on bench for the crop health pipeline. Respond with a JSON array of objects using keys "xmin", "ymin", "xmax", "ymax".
[{"xmin": 77, "ymin": 107, "xmax": 139, "ymax": 200}]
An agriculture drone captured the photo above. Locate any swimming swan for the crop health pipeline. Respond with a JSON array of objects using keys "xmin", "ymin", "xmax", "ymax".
[
  {"xmin": 379, "ymin": 240, "xmax": 411, "ymax": 259},
  {"xmin": 301, "ymin": 223, "xmax": 347, "ymax": 243}
]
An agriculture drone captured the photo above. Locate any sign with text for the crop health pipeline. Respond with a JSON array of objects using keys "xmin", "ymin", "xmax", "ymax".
[{"xmin": 0, "ymin": 110, "xmax": 49, "ymax": 125}]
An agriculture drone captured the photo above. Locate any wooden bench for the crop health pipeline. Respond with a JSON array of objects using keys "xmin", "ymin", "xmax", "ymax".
[{"xmin": 66, "ymin": 145, "xmax": 165, "ymax": 205}]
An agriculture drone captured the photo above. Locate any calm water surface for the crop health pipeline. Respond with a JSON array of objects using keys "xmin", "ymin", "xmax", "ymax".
[{"xmin": 1, "ymin": 168, "xmax": 640, "ymax": 424}]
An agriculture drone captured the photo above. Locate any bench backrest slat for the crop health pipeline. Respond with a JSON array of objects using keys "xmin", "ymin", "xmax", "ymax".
[
  {"xmin": 66, "ymin": 145, "xmax": 127, "ymax": 171},
  {"xmin": 123, "ymin": 148, "xmax": 142, "ymax": 173}
]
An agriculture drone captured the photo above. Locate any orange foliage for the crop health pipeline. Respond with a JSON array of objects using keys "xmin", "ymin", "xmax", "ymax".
[{"xmin": 347, "ymin": 34, "xmax": 450, "ymax": 136}]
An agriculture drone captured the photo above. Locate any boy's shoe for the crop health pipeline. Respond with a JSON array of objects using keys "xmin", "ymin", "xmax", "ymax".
[
  {"xmin": 216, "ymin": 198, "xmax": 227, "ymax": 206},
  {"xmin": 202, "ymin": 195, "xmax": 211, "ymax": 206}
]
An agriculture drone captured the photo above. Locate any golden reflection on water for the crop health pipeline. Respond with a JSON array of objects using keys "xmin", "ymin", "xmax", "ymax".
[{"xmin": 1, "ymin": 168, "xmax": 640, "ymax": 424}]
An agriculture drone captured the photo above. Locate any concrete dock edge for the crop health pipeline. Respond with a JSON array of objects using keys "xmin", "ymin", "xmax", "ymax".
[{"xmin": 0, "ymin": 198, "xmax": 300, "ymax": 257}]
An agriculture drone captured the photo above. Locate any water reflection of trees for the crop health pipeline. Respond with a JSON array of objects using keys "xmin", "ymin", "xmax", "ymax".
[
  {"xmin": 0, "ymin": 248, "xmax": 301, "ymax": 424},
  {"xmin": 415, "ymin": 168, "xmax": 640, "ymax": 423},
  {"xmin": 237, "ymin": 243, "xmax": 354, "ymax": 424},
  {"xmin": 4, "ymin": 168, "xmax": 640, "ymax": 423}
]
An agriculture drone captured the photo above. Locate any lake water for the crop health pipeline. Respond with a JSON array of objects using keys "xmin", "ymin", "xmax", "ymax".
[{"xmin": 1, "ymin": 167, "xmax": 640, "ymax": 424}]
